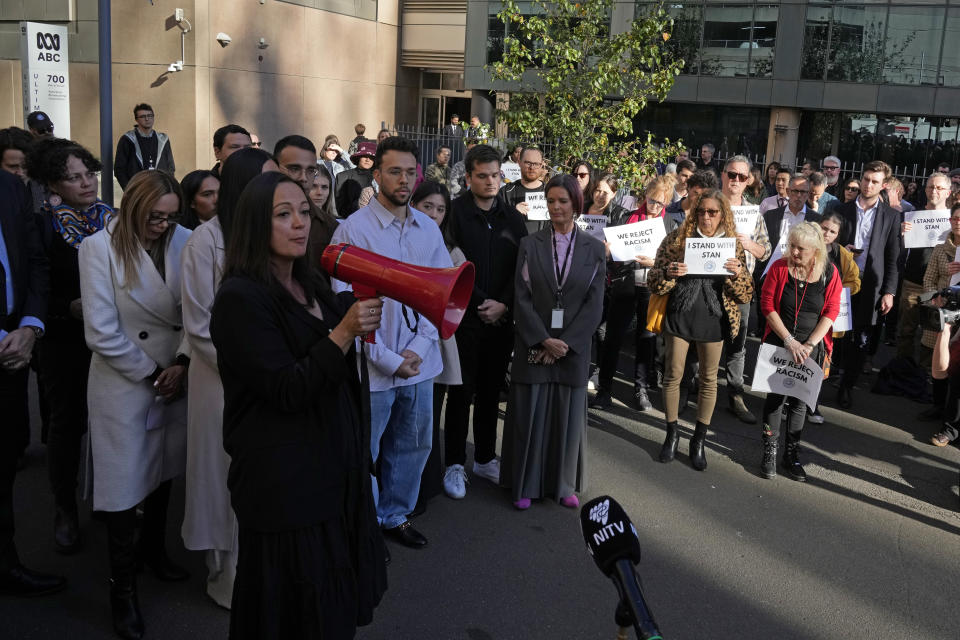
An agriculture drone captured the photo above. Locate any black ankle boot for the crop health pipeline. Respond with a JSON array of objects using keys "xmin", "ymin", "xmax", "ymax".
[
  {"xmin": 690, "ymin": 422, "xmax": 708, "ymax": 471},
  {"xmin": 659, "ymin": 421, "xmax": 679, "ymax": 463},
  {"xmin": 761, "ymin": 429, "xmax": 778, "ymax": 479},
  {"xmin": 106, "ymin": 510, "xmax": 144, "ymax": 639},
  {"xmin": 782, "ymin": 431, "xmax": 807, "ymax": 482}
]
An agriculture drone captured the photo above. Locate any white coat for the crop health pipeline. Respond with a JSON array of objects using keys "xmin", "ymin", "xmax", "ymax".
[
  {"xmin": 179, "ymin": 217, "xmax": 236, "ymax": 552},
  {"xmin": 79, "ymin": 221, "xmax": 191, "ymax": 512}
]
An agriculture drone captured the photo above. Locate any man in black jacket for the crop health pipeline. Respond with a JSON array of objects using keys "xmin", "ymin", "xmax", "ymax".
[
  {"xmin": 114, "ymin": 103, "xmax": 175, "ymax": 189},
  {"xmin": 835, "ymin": 160, "xmax": 901, "ymax": 409},
  {"xmin": 443, "ymin": 144, "xmax": 527, "ymax": 500},
  {"xmin": 0, "ymin": 170, "xmax": 62, "ymax": 596}
]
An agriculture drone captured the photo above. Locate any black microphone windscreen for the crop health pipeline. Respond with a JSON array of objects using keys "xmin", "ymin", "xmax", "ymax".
[{"xmin": 579, "ymin": 495, "xmax": 642, "ymax": 576}]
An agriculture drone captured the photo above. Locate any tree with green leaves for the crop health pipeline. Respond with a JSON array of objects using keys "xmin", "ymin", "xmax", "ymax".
[{"xmin": 488, "ymin": 0, "xmax": 685, "ymax": 189}]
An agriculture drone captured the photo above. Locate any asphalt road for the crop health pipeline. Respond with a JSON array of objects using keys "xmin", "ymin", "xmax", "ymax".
[{"xmin": 2, "ymin": 341, "xmax": 959, "ymax": 640}]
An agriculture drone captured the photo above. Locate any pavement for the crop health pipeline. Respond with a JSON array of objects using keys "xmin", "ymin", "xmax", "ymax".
[{"xmin": 2, "ymin": 339, "xmax": 959, "ymax": 640}]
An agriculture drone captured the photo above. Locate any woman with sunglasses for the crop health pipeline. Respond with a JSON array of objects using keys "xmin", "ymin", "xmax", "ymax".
[
  {"xmin": 592, "ymin": 175, "xmax": 677, "ymax": 412},
  {"xmin": 648, "ymin": 189, "xmax": 754, "ymax": 470},
  {"xmin": 571, "ymin": 160, "xmax": 596, "ymax": 214},
  {"xmin": 79, "ymin": 170, "xmax": 192, "ymax": 639}
]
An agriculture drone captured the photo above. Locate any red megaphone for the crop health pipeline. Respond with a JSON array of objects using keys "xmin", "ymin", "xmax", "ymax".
[{"xmin": 321, "ymin": 243, "xmax": 475, "ymax": 343}]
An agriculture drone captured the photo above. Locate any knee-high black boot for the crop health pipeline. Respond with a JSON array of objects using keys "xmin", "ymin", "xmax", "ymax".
[
  {"xmin": 782, "ymin": 429, "xmax": 807, "ymax": 482},
  {"xmin": 106, "ymin": 509, "xmax": 144, "ymax": 640},
  {"xmin": 689, "ymin": 422, "xmax": 708, "ymax": 471},
  {"xmin": 761, "ymin": 426, "xmax": 778, "ymax": 480},
  {"xmin": 659, "ymin": 422, "xmax": 679, "ymax": 463},
  {"xmin": 137, "ymin": 481, "xmax": 189, "ymax": 582}
]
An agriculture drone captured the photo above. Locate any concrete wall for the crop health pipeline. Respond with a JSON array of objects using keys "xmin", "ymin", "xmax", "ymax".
[{"xmin": 0, "ymin": 0, "xmax": 407, "ymax": 180}]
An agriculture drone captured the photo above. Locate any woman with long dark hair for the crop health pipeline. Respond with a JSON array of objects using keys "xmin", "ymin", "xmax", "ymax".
[
  {"xmin": 178, "ymin": 169, "xmax": 219, "ymax": 230},
  {"xmin": 79, "ymin": 170, "xmax": 192, "ymax": 639},
  {"xmin": 763, "ymin": 161, "xmax": 781, "ymax": 196},
  {"xmin": 571, "ymin": 159, "xmax": 596, "ymax": 213},
  {"xmin": 210, "ymin": 172, "xmax": 386, "ymax": 637},
  {"xmin": 27, "ymin": 138, "xmax": 113, "ymax": 554},
  {"xmin": 179, "ymin": 146, "xmax": 277, "ymax": 609}
]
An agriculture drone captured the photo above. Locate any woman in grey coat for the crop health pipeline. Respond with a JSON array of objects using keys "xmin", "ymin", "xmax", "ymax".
[{"xmin": 501, "ymin": 174, "xmax": 605, "ymax": 510}]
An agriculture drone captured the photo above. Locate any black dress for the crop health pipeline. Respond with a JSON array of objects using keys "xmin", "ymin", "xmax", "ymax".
[{"xmin": 211, "ymin": 276, "xmax": 386, "ymax": 639}]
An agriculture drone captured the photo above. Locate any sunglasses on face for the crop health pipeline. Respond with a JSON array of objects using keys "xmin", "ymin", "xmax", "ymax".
[
  {"xmin": 726, "ymin": 171, "xmax": 749, "ymax": 182},
  {"xmin": 696, "ymin": 208, "xmax": 721, "ymax": 217},
  {"xmin": 845, "ymin": 186, "xmax": 860, "ymax": 192},
  {"xmin": 575, "ymin": 172, "xmax": 590, "ymax": 179}
]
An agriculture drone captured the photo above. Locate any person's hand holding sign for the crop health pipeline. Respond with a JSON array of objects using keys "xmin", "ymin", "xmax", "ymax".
[
  {"xmin": 635, "ymin": 255, "xmax": 654, "ymax": 267},
  {"xmin": 724, "ymin": 258, "xmax": 742, "ymax": 277},
  {"xmin": 666, "ymin": 261, "xmax": 688, "ymax": 279}
]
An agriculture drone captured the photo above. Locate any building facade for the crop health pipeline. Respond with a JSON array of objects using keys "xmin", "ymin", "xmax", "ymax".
[
  {"xmin": 0, "ymin": 0, "xmax": 411, "ymax": 179},
  {"xmin": 464, "ymin": 0, "xmax": 960, "ymax": 174}
]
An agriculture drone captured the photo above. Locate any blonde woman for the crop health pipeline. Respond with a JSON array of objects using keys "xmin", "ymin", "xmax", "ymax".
[
  {"xmin": 758, "ymin": 222, "xmax": 842, "ymax": 481},
  {"xmin": 647, "ymin": 189, "xmax": 754, "ymax": 470},
  {"xmin": 79, "ymin": 170, "xmax": 192, "ymax": 639}
]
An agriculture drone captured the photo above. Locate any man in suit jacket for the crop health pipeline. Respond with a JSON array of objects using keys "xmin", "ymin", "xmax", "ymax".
[
  {"xmin": 760, "ymin": 175, "xmax": 822, "ymax": 274},
  {"xmin": 835, "ymin": 161, "xmax": 901, "ymax": 409},
  {"xmin": 0, "ymin": 170, "xmax": 63, "ymax": 596},
  {"xmin": 443, "ymin": 114, "xmax": 464, "ymax": 139}
]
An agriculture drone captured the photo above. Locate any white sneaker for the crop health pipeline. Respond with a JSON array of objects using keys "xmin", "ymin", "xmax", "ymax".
[
  {"xmin": 587, "ymin": 373, "xmax": 599, "ymax": 391},
  {"xmin": 443, "ymin": 464, "xmax": 467, "ymax": 499},
  {"xmin": 472, "ymin": 458, "xmax": 501, "ymax": 484}
]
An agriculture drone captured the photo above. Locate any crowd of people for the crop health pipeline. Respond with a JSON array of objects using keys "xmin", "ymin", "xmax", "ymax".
[{"xmin": 0, "ymin": 106, "xmax": 957, "ymax": 640}]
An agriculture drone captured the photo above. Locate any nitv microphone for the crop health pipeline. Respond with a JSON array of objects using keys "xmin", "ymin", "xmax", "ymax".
[{"xmin": 579, "ymin": 495, "xmax": 662, "ymax": 640}]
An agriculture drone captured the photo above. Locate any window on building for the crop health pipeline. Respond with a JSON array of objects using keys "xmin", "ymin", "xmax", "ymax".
[
  {"xmin": 749, "ymin": 5, "xmax": 778, "ymax": 78},
  {"xmin": 276, "ymin": 0, "xmax": 377, "ymax": 21},
  {"xmin": 825, "ymin": 5, "xmax": 888, "ymax": 83},
  {"xmin": 883, "ymin": 5, "xmax": 946, "ymax": 86},
  {"xmin": 700, "ymin": 4, "xmax": 755, "ymax": 77},
  {"xmin": 801, "ymin": 5, "xmax": 832, "ymax": 80},
  {"xmin": 660, "ymin": 2, "xmax": 704, "ymax": 76},
  {"xmin": 939, "ymin": 8, "xmax": 960, "ymax": 87},
  {"xmin": 487, "ymin": 15, "xmax": 505, "ymax": 64}
]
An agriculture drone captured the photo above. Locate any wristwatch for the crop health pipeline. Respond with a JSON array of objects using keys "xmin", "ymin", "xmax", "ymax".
[{"xmin": 26, "ymin": 326, "xmax": 44, "ymax": 339}]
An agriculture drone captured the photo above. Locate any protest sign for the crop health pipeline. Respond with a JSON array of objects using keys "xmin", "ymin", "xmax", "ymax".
[
  {"xmin": 733, "ymin": 205, "xmax": 760, "ymax": 236},
  {"xmin": 525, "ymin": 192, "xmax": 549, "ymax": 220},
  {"xmin": 603, "ymin": 218, "xmax": 667, "ymax": 261},
  {"xmin": 683, "ymin": 237, "xmax": 736, "ymax": 275},
  {"xmin": 904, "ymin": 209, "xmax": 950, "ymax": 249},
  {"xmin": 502, "ymin": 162, "xmax": 521, "ymax": 183},
  {"xmin": 833, "ymin": 287, "xmax": 852, "ymax": 332},
  {"xmin": 576, "ymin": 214, "xmax": 608, "ymax": 242},
  {"xmin": 751, "ymin": 343, "xmax": 824, "ymax": 410}
]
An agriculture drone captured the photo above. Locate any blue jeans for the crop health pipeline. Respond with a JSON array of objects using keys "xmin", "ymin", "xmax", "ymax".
[{"xmin": 370, "ymin": 380, "xmax": 434, "ymax": 529}]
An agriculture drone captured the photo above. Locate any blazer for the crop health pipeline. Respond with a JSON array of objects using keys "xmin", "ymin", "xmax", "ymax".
[
  {"xmin": 758, "ymin": 206, "xmax": 822, "ymax": 276},
  {"xmin": 510, "ymin": 228, "xmax": 605, "ymax": 386},
  {"xmin": 79, "ymin": 221, "xmax": 192, "ymax": 511},
  {"xmin": 0, "ymin": 172, "xmax": 48, "ymax": 331},
  {"xmin": 834, "ymin": 200, "xmax": 901, "ymax": 327}
]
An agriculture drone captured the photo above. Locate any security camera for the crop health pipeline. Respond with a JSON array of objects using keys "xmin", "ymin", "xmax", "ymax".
[
  {"xmin": 167, "ymin": 60, "xmax": 184, "ymax": 72},
  {"xmin": 216, "ymin": 32, "xmax": 231, "ymax": 47}
]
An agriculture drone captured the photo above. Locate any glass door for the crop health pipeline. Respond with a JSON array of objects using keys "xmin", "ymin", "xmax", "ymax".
[{"xmin": 420, "ymin": 96, "xmax": 442, "ymax": 130}]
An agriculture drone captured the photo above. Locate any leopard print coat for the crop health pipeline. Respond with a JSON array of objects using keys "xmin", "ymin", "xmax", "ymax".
[{"xmin": 647, "ymin": 228, "xmax": 754, "ymax": 339}]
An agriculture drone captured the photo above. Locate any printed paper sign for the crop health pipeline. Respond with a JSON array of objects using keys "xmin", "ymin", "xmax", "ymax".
[
  {"xmin": 733, "ymin": 205, "xmax": 760, "ymax": 236},
  {"xmin": 525, "ymin": 191, "xmax": 549, "ymax": 220},
  {"xmin": 683, "ymin": 237, "xmax": 736, "ymax": 275},
  {"xmin": 833, "ymin": 287, "xmax": 852, "ymax": 332},
  {"xmin": 603, "ymin": 218, "xmax": 667, "ymax": 262},
  {"xmin": 751, "ymin": 343, "xmax": 824, "ymax": 410},
  {"xmin": 904, "ymin": 209, "xmax": 951, "ymax": 249},
  {"xmin": 502, "ymin": 162, "xmax": 521, "ymax": 183},
  {"xmin": 576, "ymin": 214, "xmax": 608, "ymax": 242},
  {"xmin": 761, "ymin": 235, "xmax": 790, "ymax": 279}
]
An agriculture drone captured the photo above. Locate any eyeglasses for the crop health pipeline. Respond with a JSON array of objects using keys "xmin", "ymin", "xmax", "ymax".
[
  {"xmin": 251, "ymin": 142, "xmax": 262, "ymax": 148},
  {"xmin": 147, "ymin": 213, "xmax": 180, "ymax": 226},
  {"xmin": 725, "ymin": 171, "xmax": 749, "ymax": 182},
  {"xmin": 646, "ymin": 198, "xmax": 666, "ymax": 210},
  {"xmin": 695, "ymin": 208, "xmax": 721, "ymax": 217},
  {"xmin": 575, "ymin": 172, "xmax": 590, "ymax": 179},
  {"xmin": 136, "ymin": 114, "xmax": 154, "ymax": 120},
  {"xmin": 522, "ymin": 161, "xmax": 542, "ymax": 168},
  {"xmin": 35, "ymin": 126, "xmax": 54, "ymax": 134},
  {"xmin": 282, "ymin": 164, "xmax": 319, "ymax": 179},
  {"xmin": 62, "ymin": 171, "xmax": 98, "ymax": 184},
  {"xmin": 822, "ymin": 165, "xmax": 840, "ymax": 171},
  {"xmin": 788, "ymin": 188, "xmax": 809, "ymax": 195},
  {"xmin": 844, "ymin": 186, "xmax": 860, "ymax": 192},
  {"xmin": 928, "ymin": 184, "xmax": 950, "ymax": 191}
]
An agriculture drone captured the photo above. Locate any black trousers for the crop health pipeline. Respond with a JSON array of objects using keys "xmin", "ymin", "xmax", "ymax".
[
  {"xmin": 0, "ymin": 366, "xmax": 30, "ymax": 571},
  {"xmin": 597, "ymin": 286, "xmax": 656, "ymax": 391},
  {"xmin": 444, "ymin": 322, "xmax": 512, "ymax": 467},
  {"xmin": 37, "ymin": 325, "xmax": 91, "ymax": 509},
  {"xmin": 841, "ymin": 325, "xmax": 879, "ymax": 390}
]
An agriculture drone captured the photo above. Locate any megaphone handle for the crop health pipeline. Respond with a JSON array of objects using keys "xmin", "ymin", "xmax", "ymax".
[{"xmin": 352, "ymin": 283, "xmax": 379, "ymax": 344}]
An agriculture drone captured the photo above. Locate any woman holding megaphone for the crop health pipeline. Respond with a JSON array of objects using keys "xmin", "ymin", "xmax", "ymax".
[{"xmin": 210, "ymin": 172, "xmax": 386, "ymax": 638}]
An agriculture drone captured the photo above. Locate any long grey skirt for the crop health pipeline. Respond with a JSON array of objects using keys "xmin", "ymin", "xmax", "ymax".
[{"xmin": 501, "ymin": 382, "xmax": 587, "ymax": 502}]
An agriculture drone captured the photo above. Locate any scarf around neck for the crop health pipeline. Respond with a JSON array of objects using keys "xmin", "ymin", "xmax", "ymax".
[{"xmin": 50, "ymin": 200, "xmax": 113, "ymax": 249}]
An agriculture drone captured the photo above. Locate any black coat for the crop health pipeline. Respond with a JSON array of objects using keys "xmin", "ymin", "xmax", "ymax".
[
  {"xmin": 114, "ymin": 130, "xmax": 175, "ymax": 189},
  {"xmin": 335, "ymin": 168, "xmax": 374, "ymax": 218},
  {"xmin": 757, "ymin": 206, "xmax": 822, "ymax": 277},
  {"xmin": 448, "ymin": 192, "xmax": 528, "ymax": 329},
  {"xmin": 0, "ymin": 172, "xmax": 48, "ymax": 332},
  {"xmin": 211, "ymin": 276, "xmax": 371, "ymax": 532},
  {"xmin": 834, "ymin": 199, "xmax": 901, "ymax": 327}
]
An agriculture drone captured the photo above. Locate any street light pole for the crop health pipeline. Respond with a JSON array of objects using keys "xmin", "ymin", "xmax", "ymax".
[{"xmin": 98, "ymin": 0, "xmax": 113, "ymax": 207}]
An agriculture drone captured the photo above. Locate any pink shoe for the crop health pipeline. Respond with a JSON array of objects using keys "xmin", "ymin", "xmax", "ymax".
[
  {"xmin": 513, "ymin": 498, "xmax": 531, "ymax": 510},
  {"xmin": 559, "ymin": 495, "xmax": 579, "ymax": 509}
]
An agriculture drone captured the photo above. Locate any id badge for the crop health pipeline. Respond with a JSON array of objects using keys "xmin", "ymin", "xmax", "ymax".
[{"xmin": 551, "ymin": 308, "xmax": 564, "ymax": 329}]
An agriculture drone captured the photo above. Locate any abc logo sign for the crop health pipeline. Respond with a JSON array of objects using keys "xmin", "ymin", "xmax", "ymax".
[{"xmin": 35, "ymin": 32, "xmax": 62, "ymax": 62}]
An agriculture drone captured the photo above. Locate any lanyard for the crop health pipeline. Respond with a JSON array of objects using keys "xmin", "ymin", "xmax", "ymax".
[
  {"xmin": 552, "ymin": 226, "xmax": 575, "ymax": 304},
  {"xmin": 792, "ymin": 271, "xmax": 810, "ymax": 335}
]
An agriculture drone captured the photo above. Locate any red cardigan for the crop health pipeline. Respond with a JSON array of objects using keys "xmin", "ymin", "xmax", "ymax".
[{"xmin": 761, "ymin": 258, "xmax": 842, "ymax": 355}]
